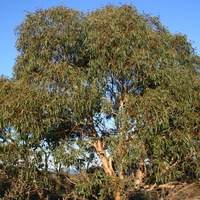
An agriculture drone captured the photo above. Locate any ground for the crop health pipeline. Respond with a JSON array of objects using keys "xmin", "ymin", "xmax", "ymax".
[{"xmin": 164, "ymin": 180, "xmax": 200, "ymax": 200}]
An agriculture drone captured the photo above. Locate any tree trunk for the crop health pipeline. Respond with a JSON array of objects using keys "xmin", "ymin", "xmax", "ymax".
[
  {"xmin": 94, "ymin": 139, "xmax": 126, "ymax": 200},
  {"xmin": 115, "ymin": 190, "xmax": 122, "ymax": 200},
  {"xmin": 115, "ymin": 194, "xmax": 122, "ymax": 200},
  {"xmin": 93, "ymin": 139, "xmax": 115, "ymax": 176},
  {"xmin": 134, "ymin": 160, "xmax": 146, "ymax": 188}
]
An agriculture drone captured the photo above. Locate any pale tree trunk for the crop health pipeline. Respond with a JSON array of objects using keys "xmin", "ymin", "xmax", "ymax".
[
  {"xmin": 134, "ymin": 159, "xmax": 146, "ymax": 188},
  {"xmin": 93, "ymin": 139, "xmax": 115, "ymax": 176},
  {"xmin": 115, "ymin": 191, "xmax": 122, "ymax": 200},
  {"xmin": 114, "ymin": 170, "xmax": 125, "ymax": 200},
  {"xmin": 93, "ymin": 139, "xmax": 127, "ymax": 200},
  {"xmin": 93, "ymin": 139, "xmax": 122, "ymax": 200},
  {"xmin": 114, "ymin": 184, "xmax": 124, "ymax": 200}
]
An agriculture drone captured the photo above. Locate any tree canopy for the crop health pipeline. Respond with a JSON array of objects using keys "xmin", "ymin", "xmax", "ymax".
[{"xmin": 0, "ymin": 5, "xmax": 200, "ymax": 200}]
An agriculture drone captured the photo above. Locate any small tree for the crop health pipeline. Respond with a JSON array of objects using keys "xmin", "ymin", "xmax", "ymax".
[{"xmin": 0, "ymin": 5, "xmax": 200, "ymax": 200}]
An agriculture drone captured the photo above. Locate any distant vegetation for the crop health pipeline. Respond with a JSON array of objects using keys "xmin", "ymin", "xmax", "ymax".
[{"xmin": 0, "ymin": 4, "xmax": 199, "ymax": 200}]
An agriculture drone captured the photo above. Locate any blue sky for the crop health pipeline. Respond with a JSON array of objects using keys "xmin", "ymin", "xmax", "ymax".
[{"xmin": 1, "ymin": 0, "xmax": 200, "ymax": 77}]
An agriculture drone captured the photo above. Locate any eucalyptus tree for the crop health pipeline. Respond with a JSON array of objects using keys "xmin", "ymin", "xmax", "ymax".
[{"xmin": 0, "ymin": 5, "xmax": 199, "ymax": 200}]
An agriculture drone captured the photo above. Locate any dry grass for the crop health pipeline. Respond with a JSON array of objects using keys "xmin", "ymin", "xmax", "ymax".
[{"xmin": 164, "ymin": 180, "xmax": 200, "ymax": 200}]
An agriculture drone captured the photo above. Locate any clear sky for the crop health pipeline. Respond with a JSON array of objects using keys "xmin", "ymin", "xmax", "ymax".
[{"xmin": 1, "ymin": 0, "xmax": 200, "ymax": 77}]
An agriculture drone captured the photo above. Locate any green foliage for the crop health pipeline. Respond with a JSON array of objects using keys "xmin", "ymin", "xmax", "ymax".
[{"xmin": 0, "ymin": 4, "xmax": 199, "ymax": 199}]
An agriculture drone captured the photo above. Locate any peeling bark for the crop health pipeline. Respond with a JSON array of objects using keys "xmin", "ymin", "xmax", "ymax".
[
  {"xmin": 115, "ymin": 191, "xmax": 122, "ymax": 200},
  {"xmin": 94, "ymin": 139, "xmax": 125, "ymax": 200},
  {"xmin": 93, "ymin": 139, "xmax": 115, "ymax": 176},
  {"xmin": 134, "ymin": 160, "xmax": 146, "ymax": 188}
]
